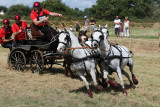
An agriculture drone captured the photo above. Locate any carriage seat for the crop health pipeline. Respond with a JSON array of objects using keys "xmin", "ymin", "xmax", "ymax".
[
  {"xmin": 30, "ymin": 23, "xmax": 45, "ymax": 40},
  {"xmin": 30, "ymin": 38, "xmax": 59, "ymax": 51}
]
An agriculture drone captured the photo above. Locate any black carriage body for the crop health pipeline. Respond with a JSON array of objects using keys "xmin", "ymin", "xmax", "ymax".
[{"xmin": 7, "ymin": 38, "xmax": 62, "ymax": 73}]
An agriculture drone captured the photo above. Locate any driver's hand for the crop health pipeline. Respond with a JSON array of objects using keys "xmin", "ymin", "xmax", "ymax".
[
  {"xmin": 58, "ymin": 14, "xmax": 62, "ymax": 17},
  {"xmin": 18, "ymin": 29, "xmax": 21, "ymax": 33},
  {"xmin": 44, "ymin": 16, "xmax": 49, "ymax": 21}
]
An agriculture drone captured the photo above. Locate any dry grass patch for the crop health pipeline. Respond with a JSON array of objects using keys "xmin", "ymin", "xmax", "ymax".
[{"xmin": 0, "ymin": 37, "xmax": 160, "ymax": 106}]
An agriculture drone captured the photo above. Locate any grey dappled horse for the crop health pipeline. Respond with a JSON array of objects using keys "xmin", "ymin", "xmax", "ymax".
[
  {"xmin": 57, "ymin": 30, "xmax": 103, "ymax": 98},
  {"xmin": 91, "ymin": 28, "xmax": 138, "ymax": 95}
]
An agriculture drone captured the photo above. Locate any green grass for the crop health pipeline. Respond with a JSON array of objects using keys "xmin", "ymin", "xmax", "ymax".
[{"xmin": 107, "ymin": 28, "xmax": 160, "ymax": 39}]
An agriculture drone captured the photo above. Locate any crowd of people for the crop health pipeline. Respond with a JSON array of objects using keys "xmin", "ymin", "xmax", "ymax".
[
  {"xmin": 114, "ymin": 16, "xmax": 130, "ymax": 38},
  {"xmin": 69, "ymin": 16, "xmax": 96, "ymax": 32}
]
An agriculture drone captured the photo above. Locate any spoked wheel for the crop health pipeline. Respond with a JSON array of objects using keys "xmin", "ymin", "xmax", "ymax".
[
  {"xmin": 30, "ymin": 50, "xmax": 44, "ymax": 74},
  {"xmin": 44, "ymin": 57, "xmax": 55, "ymax": 71},
  {"xmin": 8, "ymin": 51, "xmax": 26, "ymax": 71}
]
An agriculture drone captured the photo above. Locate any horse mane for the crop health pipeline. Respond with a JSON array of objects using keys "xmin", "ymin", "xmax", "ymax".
[{"xmin": 68, "ymin": 31, "xmax": 82, "ymax": 47}]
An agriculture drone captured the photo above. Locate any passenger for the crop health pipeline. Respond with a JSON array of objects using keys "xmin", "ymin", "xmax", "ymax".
[
  {"xmin": 12, "ymin": 15, "xmax": 30, "ymax": 46},
  {"xmin": 0, "ymin": 19, "xmax": 14, "ymax": 51},
  {"xmin": 30, "ymin": 1, "xmax": 62, "ymax": 42}
]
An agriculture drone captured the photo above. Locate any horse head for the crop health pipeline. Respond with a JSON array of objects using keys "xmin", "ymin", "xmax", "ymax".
[
  {"xmin": 78, "ymin": 30, "xmax": 88, "ymax": 42},
  {"xmin": 102, "ymin": 25, "xmax": 109, "ymax": 37},
  {"xmin": 91, "ymin": 30, "xmax": 105, "ymax": 49},
  {"xmin": 57, "ymin": 31, "xmax": 71, "ymax": 53}
]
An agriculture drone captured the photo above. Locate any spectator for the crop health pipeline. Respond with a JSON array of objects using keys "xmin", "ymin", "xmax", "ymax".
[
  {"xmin": 12, "ymin": 15, "xmax": 30, "ymax": 46},
  {"xmin": 89, "ymin": 17, "xmax": 96, "ymax": 31},
  {"xmin": 124, "ymin": 17, "xmax": 130, "ymax": 38},
  {"xmin": 120, "ymin": 22, "xmax": 123, "ymax": 38},
  {"xmin": 30, "ymin": 1, "xmax": 62, "ymax": 42},
  {"xmin": 69, "ymin": 25, "xmax": 74, "ymax": 32},
  {"xmin": 0, "ymin": 19, "xmax": 14, "ymax": 51},
  {"xmin": 84, "ymin": 16, "xmax": 89, "ymax": 31},
  {"xmin": 75, "ymin": 20, "xmax": 80, "ymax": 32},
  {"xmin": 114, "ymin": 16, "xmax": 121, "ymax": 38}
]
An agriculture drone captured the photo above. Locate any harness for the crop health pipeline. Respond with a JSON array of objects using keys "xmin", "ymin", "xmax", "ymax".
[
  {"xmin": 15, "ymin": 21, "xmax": 27, "ymax": 39},
  {"xmin": 37, "ymin": 9, "xmax": 47, "ymax": 22},
  {"xmin": 2, "ymin": 27, "xmax": 12, "ymax": 39},
  {"xmin": 91, "ymin": 30, "xmax": 131, "ymax": 66},
  {"xmin": 59, "ymin": 31, "xmax": 100, "ymax": 73}
]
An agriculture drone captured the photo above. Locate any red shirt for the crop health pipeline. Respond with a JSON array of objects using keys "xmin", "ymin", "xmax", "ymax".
[
  {"xmin": 12, "ymin": 21, "xmax": 28, "ymax": 40},
  {"xmin": 30, "ymin": 9, "xmax": 50, "ymax": 26},
  {"xmin": 0, "ymin": 26, "xmax": 13, "ymax": 44}
]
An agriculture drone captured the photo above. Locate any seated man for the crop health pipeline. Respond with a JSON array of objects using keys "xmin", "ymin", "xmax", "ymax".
[
  {"xmin": 12, "ymin": 15, "xmax": 30, "ymax": 46},
  {"xmin": 0, "ymin": 19, "xmax": 14, "ymax": 51},
  {"xmin": 30, "ymin": 2, "xmax": 62, "ymax": 42}
]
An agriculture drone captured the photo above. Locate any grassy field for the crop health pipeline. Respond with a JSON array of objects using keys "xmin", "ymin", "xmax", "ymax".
[{"xmin": 0, "ymin": 28, "xmax": 160, "ymax": 107}]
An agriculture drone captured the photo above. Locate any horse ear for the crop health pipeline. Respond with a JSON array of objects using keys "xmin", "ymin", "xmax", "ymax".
[{"xmin": 64, "ymin": 28, "xmax": 67, "ymax": 32}]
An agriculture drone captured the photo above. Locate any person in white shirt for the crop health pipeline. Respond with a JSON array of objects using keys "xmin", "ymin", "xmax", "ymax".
[
  {"xmin": 114, "ymin": 16, "xmax": 121, "ymax": 38},
  {"xmin": 124, "ymin": 17, "xmax": 130, "ymax": 38},
  {"xmin": 69, "ymin": 25, "xmax": 74, "ymax": 32}
]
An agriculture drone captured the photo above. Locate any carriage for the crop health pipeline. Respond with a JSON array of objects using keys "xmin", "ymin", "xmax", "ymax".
[{"xmin": 7, "ymin": 24, "xmax": 66, "ymax": 74}]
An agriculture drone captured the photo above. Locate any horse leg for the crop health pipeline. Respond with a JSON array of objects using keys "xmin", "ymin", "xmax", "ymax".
[
  {"xmin": 63, "ymin": 60, "xmax": 68, "ymax": 77},
  {"xmin": 96, "ymin": 64, "xmax": 108, "ymax": 87},
  {"xmin": 77, "ymin": 71, "xmax": 93, "ymax": 98},
  {"xmin": 90, "ymin": 68, "xmax": 103, "ymax": 92},
  {"xmin": 68, "ymin": 66, "xmax": 75, "ymax": 79},
  {"xmin": 122, "ymin": 69, "xmax": 135, "ymax": 89},
  {"xmin": 128, "ymin": 59, "xmax": 138, "ymax": 85},
  {"xmin": 117, "ymin": 67, "xmax": 127, "ymax": 96},
  {"xmin": 95, "ymin": 67, "xmax": 103, "ymax": 86}
]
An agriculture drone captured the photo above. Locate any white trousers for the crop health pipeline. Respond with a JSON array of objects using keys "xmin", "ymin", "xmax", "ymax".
[{"xmin": 124, "ymin": 28, "xmax": 130, "ymax": 37}]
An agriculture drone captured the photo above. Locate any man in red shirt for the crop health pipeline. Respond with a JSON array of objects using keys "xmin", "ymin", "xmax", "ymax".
[
  {"xmin": 12, "ymin": 15, "xmax": 30, "ymax": 45},
  {"xmin": 30, "ymin": 2, "xmax": 62, "ymax": 42},
  {"xmin": 0, "ymin": 19, "xmax": 14, "ymax": 51}
]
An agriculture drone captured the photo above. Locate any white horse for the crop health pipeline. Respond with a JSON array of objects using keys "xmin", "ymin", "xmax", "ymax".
[
  {"xmin": 57, "ymin": 30, "xmax": 103, "ymax": 98},
  {"xmin": 91, "ymin": 29, "xmax": 138, "ymax": 95}
]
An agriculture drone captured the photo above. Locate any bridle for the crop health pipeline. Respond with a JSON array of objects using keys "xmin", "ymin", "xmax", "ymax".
[
  {"xmin": 58, "ymin": 31, "xmax": 71, "ymax": 47},
  {"xmin": 91, "ymin": 30, "xmax": 104, "ymax": 46}
]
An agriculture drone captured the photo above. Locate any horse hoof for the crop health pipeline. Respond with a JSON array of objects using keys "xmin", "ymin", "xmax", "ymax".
[
  {"xmin": 123, "ymin": 88, "xmax": 128, "ymax": 96},
  {"xmin": 88, "ymin": 89, "xmax": 93, "ymax": 98},
  {"xmin": 108, "ymin": 80, "xmax": 117, "ymax": 88},
  {"xmin": 97, "ymin": 85, "xmax": 103, "ymax": 92},
  {"xmin": 132, "ymin": 75, "xmax": 138, "ymax": 85},
  {"xmin": 130, "ymin": 83, "xmax": 136, "ymax": 89}
]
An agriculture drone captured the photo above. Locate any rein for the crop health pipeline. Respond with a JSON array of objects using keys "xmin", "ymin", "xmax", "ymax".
[
  {"xmin": 98, "ymin": 41, "xmax": 111, "ymax": 52},
  {"xmin": 67, "ymin": 42, "xmax": 92, "ymax": 51}
]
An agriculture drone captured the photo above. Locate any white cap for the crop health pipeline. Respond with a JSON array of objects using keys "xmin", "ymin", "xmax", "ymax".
[{"xmin": 84, "ymin": 16, "xmax": 87, "ymax": 18}]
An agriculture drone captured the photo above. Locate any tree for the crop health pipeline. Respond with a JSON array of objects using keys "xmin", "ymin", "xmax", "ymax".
[
  {"xmin": 0, "ymin": 6, "xmax": 8, "ymax": 13},
  {"xmin": 5, "ymin": 4, "xmax": 31, "ymax": 19},
  {"xmin": 87, "ymin": 0, "xmax": 157, "ymax": 20}
]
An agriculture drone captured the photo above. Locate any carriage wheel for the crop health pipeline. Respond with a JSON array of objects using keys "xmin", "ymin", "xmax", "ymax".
[
  {"xmin": 8, "ymin": 51, "xmax": 26, "ymax": 71},
  {"xmin": 30, "ymin": 50, "xmax": 44, "ymax": 74},
  {"xmin": 44, "ymin": 58, "xmax": 54, "ymax": 71}
]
